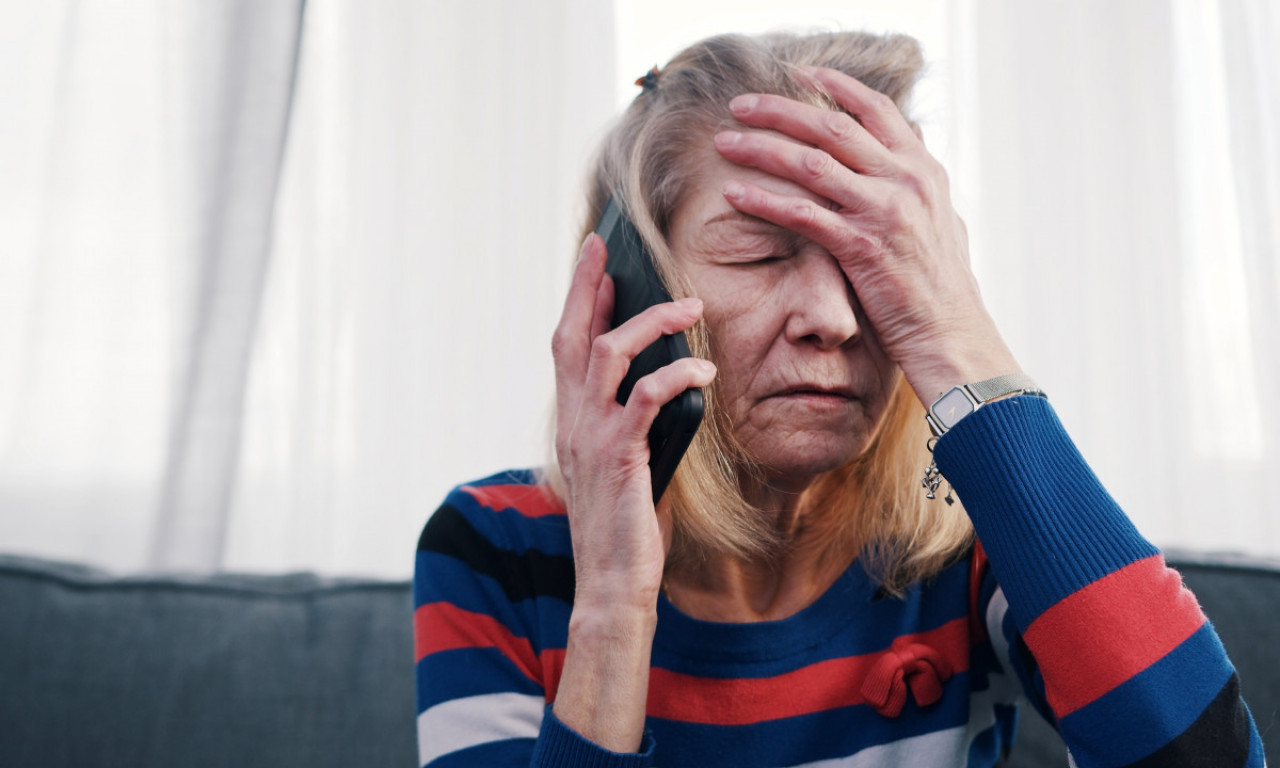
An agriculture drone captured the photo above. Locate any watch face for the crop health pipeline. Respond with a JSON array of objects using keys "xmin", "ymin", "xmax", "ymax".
[{"xmin": 934, "ymin": 387, "xmax": 976, "ymax": 430}]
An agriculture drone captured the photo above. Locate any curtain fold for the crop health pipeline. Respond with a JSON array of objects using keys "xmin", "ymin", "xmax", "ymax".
[
  {"xmin": 148, "ymin": 0, "xmax": 307, "ymax": 570},
  {"xmin": 1, "ymin": 1, "xmax": 1275, "ymax": 575},
  {"xmin": 223, "ymin": 0, "xmax": 617, "ymax": 575}
]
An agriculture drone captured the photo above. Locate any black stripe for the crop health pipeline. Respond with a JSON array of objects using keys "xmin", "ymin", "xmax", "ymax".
[
  {"xmin": 1119, "ymin": 673, "xmax": 1252, "ymax": 768},
  {"xmin": 418, "ymin": 502, "xmax": 576, "ymax": 605}
]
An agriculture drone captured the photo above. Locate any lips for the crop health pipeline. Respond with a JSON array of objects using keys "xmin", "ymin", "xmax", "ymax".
[{"xmin": 771, "ymin": 384, "xmax": 857, "ymax": 399}]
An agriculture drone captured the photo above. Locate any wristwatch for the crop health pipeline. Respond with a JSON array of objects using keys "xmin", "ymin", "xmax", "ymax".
[{"xmin": 925, "ymin": 373, "xmax": 1045, "ymax": 437}]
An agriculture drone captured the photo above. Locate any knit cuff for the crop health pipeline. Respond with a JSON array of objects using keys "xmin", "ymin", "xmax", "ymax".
[
  {"xmin": 933, "ymin": 395, "xmax": 1159, "ymax": 631},
  {"xmin": 531, "ymin": 705, "xmax": 656, "ymax": 768}
]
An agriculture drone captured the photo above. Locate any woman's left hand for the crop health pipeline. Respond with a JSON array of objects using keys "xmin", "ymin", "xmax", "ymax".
[{"xmin": 713, "ymin": 66, "xmax": 1021, "ymax": 405}]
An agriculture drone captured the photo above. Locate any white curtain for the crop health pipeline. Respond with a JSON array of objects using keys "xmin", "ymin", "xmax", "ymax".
[
  {"xmin": 0, "ymin": 0, "xmax": 614, "ymax": 575},
  {"xmin": 0, "ymin": 1, "xmax": 1275, "ymax": 576},
  {"xmin": 224, "ymin": 1, "xmax": 615, "ymax": 575},
  {"xmin": 0, "ymin": 0, "xmax": 306, "ymax": 572},
  {"xmin": 952, "ymin": 0, "xmax": 1280, "ymax": 554}
]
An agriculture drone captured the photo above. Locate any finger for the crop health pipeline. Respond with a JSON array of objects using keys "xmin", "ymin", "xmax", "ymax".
[
  {"xmin": 553, "ymin": 234, "xmax": 608, "ymax": 415},
  {"xmin": 727, "ymin": 93, "xmax": 895, "ymax": 176},
  {"xmin": 803, "ymin": 67, "xmax": 919, "ymax": 152},
  {"xmin": 581, "ymin": 298, "xmax": 704, "ymax": 414},
  {"xmin": 590, "ymin": 273, "xmax": 615, "ymax": 342},
  {"xmin": 617, "ymin": 357, "xmax": 717, "ymax": 443},
  {"xmin": 713, "ymin": 129, "xmax": 876, "ymax": 212},
  {"xmin": 721, "ymin": 178, "xmax": 871, "ymax": 263}
]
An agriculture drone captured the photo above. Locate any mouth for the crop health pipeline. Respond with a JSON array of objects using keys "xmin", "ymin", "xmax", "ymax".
[{"xmin": 770, "ymin": 385, "xmax": 857, "ymax": 400}]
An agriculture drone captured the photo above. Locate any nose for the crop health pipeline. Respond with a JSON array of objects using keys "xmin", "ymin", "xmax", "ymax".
[{"xmin": 783, "ymin": 248, "xmax": 860, "ymax": 349}]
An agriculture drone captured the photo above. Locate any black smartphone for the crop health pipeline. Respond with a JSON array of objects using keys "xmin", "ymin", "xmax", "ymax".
[{"xmin": 594, "ymin": 196, "xmax": 704, "ymax": 503}]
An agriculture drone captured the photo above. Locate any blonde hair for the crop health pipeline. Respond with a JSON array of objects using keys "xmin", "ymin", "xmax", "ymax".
[{"xmin": 554, "ymin": 31, "xmax": 972, "ymax": 595}]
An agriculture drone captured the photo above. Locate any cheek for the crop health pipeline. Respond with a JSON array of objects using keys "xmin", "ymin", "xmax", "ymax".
[{"xmin": 702, "ymin": 299, "xmax": 782, "ymax": 399}]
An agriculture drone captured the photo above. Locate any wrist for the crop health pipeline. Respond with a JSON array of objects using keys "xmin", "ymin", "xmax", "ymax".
[
  {"xmin": 902, "ymin": 334, "xmax": 1022, "ymax": 410},
  {"xmin": 568, "ymin": 599, "xmax": 659, "ymax": 642},
  {"xmin": 555, "ymin": 603, "xmax": 657, "ymax": 754}
]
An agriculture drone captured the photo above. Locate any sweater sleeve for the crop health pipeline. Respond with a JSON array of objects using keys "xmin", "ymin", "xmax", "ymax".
[
  {"xmin": 413, "ymin": 473, "xmax": 656, "ymax": 768},
  {"xmin": 934, "ymin": 396, "xmax": 1265, "ymax": 768}
]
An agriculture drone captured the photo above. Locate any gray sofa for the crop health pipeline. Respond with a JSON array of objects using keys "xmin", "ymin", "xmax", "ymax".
[{"xmin": 1, "ymin": 551, "xmax": 1275, "ymax": 767}]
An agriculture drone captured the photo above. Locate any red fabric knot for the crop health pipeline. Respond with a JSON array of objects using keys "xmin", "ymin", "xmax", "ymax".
[{"xmin": 860, "ymin": 642, "xmax": 955, "ymax": 718}]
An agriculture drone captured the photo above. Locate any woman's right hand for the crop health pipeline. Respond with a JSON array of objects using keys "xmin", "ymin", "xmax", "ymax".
[
  {"xmin": 553, "ymin": 232, "xmax": 714, "ymax": 610},
  {"xmin": 549, "ymin": 232, "xmax": 715, "ymax": 752}
]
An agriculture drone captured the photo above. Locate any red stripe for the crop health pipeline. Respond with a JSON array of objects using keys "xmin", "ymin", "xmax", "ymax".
[
  {"xmin": 463, "ymin": 483, "xmax": 565, "ymax": 517},
  {"xmin": 416, "ymin": 602, "xmax": 566, "ymax": 699},
  {"xmin": 415, "ymin": 602, "xmax": 543, "ymax": 682},
  {"xmin": 1023, "ymin": 554, "xmax": 1207, "ymax": 717},
  {"xmin": 969, "ymin": 541, "xmax": 989, "ymax": 645},
  {"xmin": 644, "ymin": 617, "xmax": 970, "ymax": 725}
]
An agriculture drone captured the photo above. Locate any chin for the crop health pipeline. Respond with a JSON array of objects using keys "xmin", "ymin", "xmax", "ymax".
[{"xmin": 744, "ymin": 431, "xmax": 868, "ymax": 485}]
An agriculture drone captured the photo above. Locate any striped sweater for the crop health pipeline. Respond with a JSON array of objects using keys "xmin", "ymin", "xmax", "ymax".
[{"xmin": 414, "ymin": 396, "xmax": 1264, "ymax": 766}]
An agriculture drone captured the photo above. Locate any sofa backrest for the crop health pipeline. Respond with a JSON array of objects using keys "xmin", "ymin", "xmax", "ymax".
[
  {"xmin": 0, "ymin": 555, "xmax": 417, "ymax": 768},
  {"xmin": 2, "ymin": 551, "xmax": 1275, "ymax": 768}
]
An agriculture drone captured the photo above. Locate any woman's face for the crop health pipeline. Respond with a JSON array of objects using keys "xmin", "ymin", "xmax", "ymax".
[{"xmin": 669, "ymin": 151, "xmax": 898, "ymax": 488}]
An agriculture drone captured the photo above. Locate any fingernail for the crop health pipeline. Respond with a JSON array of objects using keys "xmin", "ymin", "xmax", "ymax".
[
  {"xmin": 722, "ymin": 180, "xmax": 745, "ymax": 200},
  {"xmin": 714, "ymin": 130, "xmax": 741, "ymax": 147},
  {"xmin": 698, "ymin": 359, "xmax": 717, "ymax": 375},
  {"xmin": 676, "ymin": 297, "xmax": 702, "ymax": 313},
  {"xmin": 729, "ymin": 95, "xmax": 757, "ymax": 114}
]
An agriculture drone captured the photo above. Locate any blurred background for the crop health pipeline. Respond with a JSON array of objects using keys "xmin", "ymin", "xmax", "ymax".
[{"xmin": 0, "ymin": 0, "xmax": 1276, "ymax": 578}]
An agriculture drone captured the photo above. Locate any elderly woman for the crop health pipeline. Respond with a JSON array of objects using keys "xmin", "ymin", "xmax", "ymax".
[{"xmin": 414, "ymin": 31, "xmax": 1262, "ymax": 768}]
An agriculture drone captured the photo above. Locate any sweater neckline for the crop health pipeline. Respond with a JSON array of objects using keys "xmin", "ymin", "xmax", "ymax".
[{"xmin": 653, "ymin": 561, "xmax": 879, "ymax": 662}]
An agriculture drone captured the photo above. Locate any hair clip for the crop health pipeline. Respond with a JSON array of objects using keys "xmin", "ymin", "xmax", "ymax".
[{"xmin": 635, "ymin": 66, "xmax": 660, "ymax": 93}]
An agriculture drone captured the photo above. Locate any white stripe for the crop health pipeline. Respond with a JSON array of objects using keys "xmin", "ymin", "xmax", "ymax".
[
  {"xmin": 417, "ymin": 692, "xmax": 545, "ymax": 767},
  {"xmin": 782, "ymin": 724, "xmax": 969, "ymax": 767},
  {"xmin": 985, "ymin": 587, "xmax": 1013, "ymax": 678}
]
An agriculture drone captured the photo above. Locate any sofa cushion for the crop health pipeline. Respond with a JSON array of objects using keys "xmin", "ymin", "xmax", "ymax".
[{"xmin": 0, "ymin": 555, "xmax": 416, "ymax": 768}]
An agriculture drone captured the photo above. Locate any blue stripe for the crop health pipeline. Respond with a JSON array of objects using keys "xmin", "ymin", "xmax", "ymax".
[
  {"xmin": 458, "ymin": 467, "xmax": 543, "ymax": 489},
  {"xmin": 416, "ymin": 647, "xmax": 545, "ymax": 712},
  {"xmin": 425, "ymin": 736, "xmax": 536, "ymax": 768},
  {"xmin": 1057, "ymin": 621, "xmax": 1235, "ymax": 767},
  {"xmin": 440, "ymin": 487, "xmax": 573, "ymax": 557},
  {"xmin": 652, "ymin": 557, "xmax": 972, "ymax": 675}
]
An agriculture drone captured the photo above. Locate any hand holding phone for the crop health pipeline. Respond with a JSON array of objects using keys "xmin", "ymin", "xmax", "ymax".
[{"xmin": 594, "ymin": 197, "xmax": 704, "ymax": 503}]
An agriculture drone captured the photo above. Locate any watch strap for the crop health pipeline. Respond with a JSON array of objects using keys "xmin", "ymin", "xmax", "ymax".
[
  {"xmin": 927, "ymin": 373, "xmax": 1044, "ymax": 438},
  {"xmin": 965, "ymin": 373, "xmax": 1041, "ymax": 403}
]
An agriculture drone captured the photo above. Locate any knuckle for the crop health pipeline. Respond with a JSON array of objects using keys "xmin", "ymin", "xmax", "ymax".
[
  {"xmin": 823, "ymin": 110, "xmax": 857, "ymax": 140},
  {"xmin": 629, "ymin": 377, "xmax": 662, "ymax": 408},
  {"xmin": 800, "ymin": 147, "xmax": 835, "ymax": 180},
  {"xmin": 883, "ymin": 192, "xmax": 912, "ymax": 224},
  {"xmin": 869, "ymin": 90, "xmax": 896, "ymax": 114},
  {"xmin": 589, "ymin": 333, "xmax": 619, "ymax": 363},
  {"xmin": 788, "ymin": 198, "xmax": 818, "ymax": 229},
  {"xmin": 550, "ymin": 327, "xmax": 571, "ymax": 359},
  {"xmin": 904, "ymin": 172, "xmax": 935, "ymax": 202}
]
